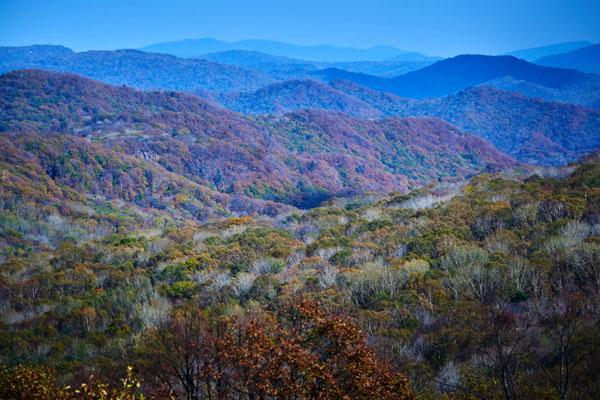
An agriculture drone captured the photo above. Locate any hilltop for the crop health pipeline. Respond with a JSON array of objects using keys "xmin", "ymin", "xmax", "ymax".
[{"xmin": 316, "ymin": 54, "xmax": 599, "ymax": 105}]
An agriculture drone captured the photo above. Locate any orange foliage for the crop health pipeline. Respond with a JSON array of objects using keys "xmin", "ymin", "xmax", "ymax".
[{"xmin": 142, "ymin": 302, "xmax": 414, "ymax": 400}]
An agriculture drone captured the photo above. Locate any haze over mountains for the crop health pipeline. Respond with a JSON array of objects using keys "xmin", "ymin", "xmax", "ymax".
[
  {"xmin": 141, "ymin": 37, "xmax": 596, "ymax": 63},
  {"xmin": 199, "ymin": 50, "xmax": 437, "ymax": 78},
  {"xmin": 536, "ymin": 43, "xmax": 600, "ymax": 73},
  {"xmin": 0, "ymin": 45, "xmax": 275, "ymax": 94},
  {"xmin": 1, "ymin": 39, "xmax": 598, "ymax": 175},
  {"xmin": 141, "ymin": 37, "xmax": 438, "ymax": 62},
  {"xmin": 316, "ymin": 54, "xmax": 600, "ymax": 105},
  {"xmin": 503, "ymin": 40, "xmax": 593, "ymax": 61}
]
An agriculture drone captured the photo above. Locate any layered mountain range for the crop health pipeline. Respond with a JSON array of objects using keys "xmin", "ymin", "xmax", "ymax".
[
  {"xmin": 140, "ymin": 37, "xmax": 438, "ymax": 62},
  {"xmin": 0, "ymin": 45, "xmax": 275, "ymax": 94},
  {"xmin": 215, "ymin": 77, "xmax": 599, "ymax": 165},
  {"xmin": 1, "ymin": 69, "xmax": 515, "ymax": 210},
  {"xmin": 1, "ymin": 35, "xmax": 599, "ymax": 400},
  {"xmin": 0, "ymin": 40, "xmax": 599, "ymax": 212},
  {"xmin": 3, "ymin": 45, "xmax": 597, "ymax": 106},
  {"xmin": 536, "ymin": 43, "xmax": 600, "ymax": 73},
  {"xmin": 316, "ymin": 54, "xmax": 600, "ymax": 105}
]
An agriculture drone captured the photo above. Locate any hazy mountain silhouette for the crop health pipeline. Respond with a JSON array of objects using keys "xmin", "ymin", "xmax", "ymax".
[
  {"xmin": 503, "ymin": 40, "xmax": 592, "ymax": 61},
  {"xmin": 316, "ymin": 54, "xmax": 596, "ymax": 99},
  {"xmin": 536, "ymin": 43, "xmax": 600, "ymax": 73},
  {"xmin": 0, "ymin": 45, "xmax": 275, "ymax": 93},
  {"xmin": 141, "ymin": 37, "xmax": 435, "ymax": 62}
]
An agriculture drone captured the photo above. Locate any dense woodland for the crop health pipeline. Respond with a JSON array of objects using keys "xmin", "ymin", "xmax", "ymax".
[
  {"xmin": 0, "ymin": 42, "xmax": 599, "ymax": 399},
  {"xmin": 1, "ymin": 143, "xmax": 599, "ymax": 398},
  {"xmin": 0, "ymin": 70, "xmax": 516, "ymax": 209}
]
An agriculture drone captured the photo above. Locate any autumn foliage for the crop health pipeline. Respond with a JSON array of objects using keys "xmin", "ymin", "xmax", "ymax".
[
  {"xmin": 0, "ymin": 365, "xmax": 144, "ymax": 400},
  {"xmin": 141, "ymin": 301, "xmax": 413, "ymax": 400}
]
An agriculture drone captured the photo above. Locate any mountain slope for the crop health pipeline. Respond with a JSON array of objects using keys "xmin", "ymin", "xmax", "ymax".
[
  {"xmin": 0, "ymin": 130, "xmax": 293, "ymax": 251},
  {"xmin": 317, "ymin": 55, "xmax": 594, "ymax": 99},
  {"xmin": 0, "ymin": 45, "xmax": 275, "ymax": 94},
  {"xmin": 536, "ymin": 43, "xmax": 600, "ymax": 73},
  {"xmin": 334, "ymin": 81, "xmax": 600, "ymax": 165},
  {"xmin": 141, "ymin": 37, "xmax": 426, "ymax": 62},
  {"xmin": 0, "ymin": 69, "xmax": 516, "ymax": 207},
  {"xmin": 397, "ymin": 86, "xmax": 600, "ymax": 165},
  {"xmin": 482, "ymin": 75, "xmax": 600, "ymax": 107},
  {"xmin": 2, "ymin": 139, "xmax": 598, "ymax": 397},
  {"xmin": 219, "ymin": 79, "xmax": 382, "ymax": 117},
  {"xmin": 264, "ymin": 110, "xmax": 515, "ymax": 185},
  {"xmin": 503, "ymin": 40, "xmax": 592, "ymax": 61}
]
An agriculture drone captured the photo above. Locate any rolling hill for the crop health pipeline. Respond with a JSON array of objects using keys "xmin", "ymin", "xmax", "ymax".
[
  {"xmin": 536, "ymin": 43, "xmax": 600, "ymax": 73},
  {"xmin": 316, "ymin": 54, "xmax": 596, "ymax": 100},
  {"xmin": 0, "ymin": 69, "xmax": 516, "ymax": 208},
  {"xmin": 0, "ymin": 45, "xmax": 276, "ymax": 94},
  {"xmin": 333, "ymin": 81, "xmax": 600, "ymax": 165},
  {"xmin": 219, "ymin": 79, "xmax": 381, "ymax": 117}
]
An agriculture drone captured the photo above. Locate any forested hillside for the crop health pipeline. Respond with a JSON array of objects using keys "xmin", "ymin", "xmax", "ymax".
[
  {"xmin": 334, "ymin": 82, "xmax": 600, "ymax": 165},
  {"xmin": 0, "ymin": 45, "xmax": 275, "ymax": 94},
  {"xmin": 219, "ymin": 79, "xmax": 382, "ymax": 117},
  {"xmin": 1, "ymin": 145, "xmax": 598, "ymax": 398},
  {"xmin": 1, "ymin": 70, "xmax": 515, "ymax": 208}
]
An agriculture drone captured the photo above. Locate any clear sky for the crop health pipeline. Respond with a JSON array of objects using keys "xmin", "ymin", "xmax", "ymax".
[{"xmin": 0, "ymin": 0, "xmax": 598, "ymax": 57}]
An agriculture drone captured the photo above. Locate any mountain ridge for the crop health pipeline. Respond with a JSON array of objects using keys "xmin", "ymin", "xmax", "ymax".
[
  {"xmin": 219, "ymin": 79, "xmax": 382, "ymax": 118},
  {"xmin": 536, "ymin": 43, "xmax": 600, "ymax": 73},
  {"xmin": 0, "ymin": 69, "xmax": 517, "ymax": 208},
  {"xmin": 0, "ymin": 45, "xmax": 276, "ymax": 94},
  {"xmin": 332, "ymin": 81, "xmax": 600, "ymax": 165},
  {"xmin": 316, "ymin": 54, "xmax": 600, "ymax": 106},
  {"xmin": 503, "ymin": 40, "xmax": 593, "ymax": 61},
  {"xmin": 141, "ymin": 37, "xmax": 437, "ymax": 62}
]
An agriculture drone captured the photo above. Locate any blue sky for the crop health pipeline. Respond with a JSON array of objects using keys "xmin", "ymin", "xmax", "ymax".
[{"xmin": 0, "ymin": 0, "xmax": 598, "ymax": 56}]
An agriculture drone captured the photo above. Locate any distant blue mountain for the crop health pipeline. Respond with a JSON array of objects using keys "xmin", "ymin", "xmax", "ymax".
[
  {"xmin": 384, "ymin": 52, "xmax": 442, "ymax": 62},
  {"xmin": 535, "ymin": 44, "xmax": 600, "ymax": 73},
  {"xmin": 315, "ymin": 54, "xmax": 596, "ymax": 100},
  {"xmin": 199, "ymin": 50, "xmax": 437, "ymax": 79},
  {"xmin": 141, "ymin": 38, "xmax": 435, "ymax": 62},
  {"xmin": 199, "ymin": 50, "xmax": 316, "ymax": 79},
  {"xmin": 0, "ymin": 45, "xmax": 275, "ymax": 94},
  {"xmin": 503, "ymin": 41, "xmax": 592, "ymax": 61}
]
